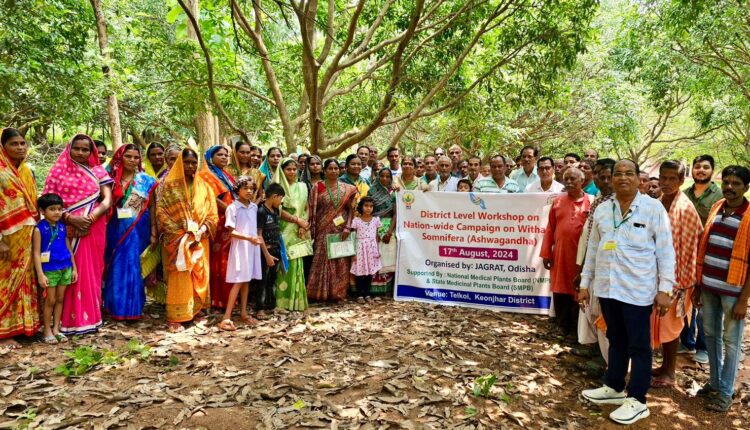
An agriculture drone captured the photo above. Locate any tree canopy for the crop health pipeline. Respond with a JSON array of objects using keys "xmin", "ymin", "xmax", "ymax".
[{"xmin": 1, "ymin": 0, "xmax": 748, "ymax": 164}]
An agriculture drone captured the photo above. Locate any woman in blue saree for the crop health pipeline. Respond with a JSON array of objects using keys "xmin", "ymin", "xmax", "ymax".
[{"xmin": 104, "ymin": 144, "xmax": 158, "ymax": 320}]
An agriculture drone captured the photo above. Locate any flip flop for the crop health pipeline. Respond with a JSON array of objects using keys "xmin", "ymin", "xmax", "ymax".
[
  {"xmin": 239, "ymin": 316, "xmax": 258, "ymax": 326},
  {"xmin": 650, "ymin": 376, "xmax": 675, "ymax": 388},
  {"xmin": 43, "ymin": 335, "xmax": 58, "ymax": 344},
  {"xmin": 218, "ymin": 319, "xmax": 236, "ymax": 331},
  {"xmin": 167, "ymin": 323, "xmax": 185, "ymax": 333},
  {"xmin": 55, "ymin": 333, "xmax": 69, "ymax": 343}
]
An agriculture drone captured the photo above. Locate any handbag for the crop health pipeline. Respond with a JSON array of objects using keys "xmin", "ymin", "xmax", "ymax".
[
  {"xmin": 140, "ymin": 245, "xmax": 161, "ymax": 279},
  {"xmin": 326, "ymin": 232, "xmax": 357, "ymax": 259}
]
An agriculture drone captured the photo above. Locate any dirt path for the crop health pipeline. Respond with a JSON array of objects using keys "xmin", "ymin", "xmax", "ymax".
[{"xmin": 0, "ymin": 300, "xmax": 748, "ymax": 429}]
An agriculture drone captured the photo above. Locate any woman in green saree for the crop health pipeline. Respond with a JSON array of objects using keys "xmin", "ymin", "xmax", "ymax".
[
  {"xmin": 367, "ymin": 167, "xmax": 397, "ymax": 295},
  {"xmin": 273, "ymin": 158, "xmax": 311, "ymax": 312}
]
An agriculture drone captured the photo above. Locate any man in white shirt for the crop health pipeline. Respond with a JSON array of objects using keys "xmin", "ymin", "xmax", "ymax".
[
  {"xmin": 386, "ymin": 147, "xmax": 401, "ymax": 176},
  {"xmin": 428, "ymin": 156, "xmax": 459, "ymax": 192},
  {"xmin": 525, "ymin": 157, "xmax": 564, "ymax": 193},
  {"xmin": 357, "ymin": 145, "xmax": 372, "ymax": 182},
  {"xmin": 580, "ymin": 160, "xmax": 675, "ymax": 425},
  {"xmin": 510, "ymin": 145, "xmax": 539, "ymax": 190}
]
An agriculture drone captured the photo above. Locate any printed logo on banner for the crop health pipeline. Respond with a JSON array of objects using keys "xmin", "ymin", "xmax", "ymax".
[
  {"xmin": 402, "ymin": 192, "xmax": 415, "ymax": 209},
  {"xmin": 469, "ymin": 193, "xmax": 486, "ymax": 210}
]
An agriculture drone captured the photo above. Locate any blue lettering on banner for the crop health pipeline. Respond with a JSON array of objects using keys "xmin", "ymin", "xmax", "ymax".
[{"xmin": 397, "ymin": 285, "xmax": 550, "ymax": 309}]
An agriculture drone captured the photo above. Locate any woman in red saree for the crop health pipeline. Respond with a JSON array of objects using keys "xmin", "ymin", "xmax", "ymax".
[
  {"xmin": 198, "ymin": 145, "xmax": 235, "ymax": 309},
  {"xmin": 43, "ymin": 134, "xmax": 113, "ymax": 335},
  {"xmin": 307, "ymin": 159, "xmax": 357, "ymax": 302},
  {"xmin": 0, "ymin": 128, "xmax": 40, "ymax": 350},
  {"xmin": 157, "ymin": 148, "xmax": 218, "ymax": 332}
]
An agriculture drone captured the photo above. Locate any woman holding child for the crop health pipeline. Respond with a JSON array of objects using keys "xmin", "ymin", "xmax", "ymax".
[
  {"xmin": 0, "ymin": 128, "xmax": 40, "ymax": 349},
  {"xmin": 43, "ymin": 134, "xmax": 113, "ymax": 335}
]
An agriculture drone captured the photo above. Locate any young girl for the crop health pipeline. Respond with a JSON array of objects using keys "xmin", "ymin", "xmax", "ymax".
[
  {"xmin": 219, "ymin": 177, "xmax": 262, "ymax": 331},
  {"xmin": 349, "ymin": 197, "xmax": 382, "ymax": 303},
  {"xmin": 457, "ymin": 178, "xmax": 473, "ymax": 192}
]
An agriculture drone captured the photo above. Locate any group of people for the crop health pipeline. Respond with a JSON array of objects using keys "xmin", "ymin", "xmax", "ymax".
[{"xmin": 1, "ymin": 129, "xmax": 748, "ymax": 424}]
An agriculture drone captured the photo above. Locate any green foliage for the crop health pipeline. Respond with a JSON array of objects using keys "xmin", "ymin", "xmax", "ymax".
[
  {"xmin": 54, "ymin": 339, "xmax": 152, "ymax": 377},
  {"xmin": 472, "ymin": 374, "xmax": 497, "ymax": 398}
]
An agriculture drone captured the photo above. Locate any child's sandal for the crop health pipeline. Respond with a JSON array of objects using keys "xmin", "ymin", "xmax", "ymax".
[
  {"xmin": 43, "ymin": 335, "xmax": 58, "ymax": 344},
  {"xmin": 55, "ymin": 333, "xmax": 69, "ymax": 343}
]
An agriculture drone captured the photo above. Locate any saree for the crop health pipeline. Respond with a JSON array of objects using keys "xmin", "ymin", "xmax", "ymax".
[
  {"xmin": 273, "ymin": 159, "xmax": 310, "ymax": 311},
  {"xmin": 368, "ymin": 171, "xmax": 397, "ymax": 295},
  {"xmin": 340, "ymin": 173, "xmax": 370, "ymax": 208},
  {"xmin": 227, "ymin": 152, "xmax": 265, "ymax": 200},
  {"xmin": 198, "ymin": 146, "xmax": 235, "ymax": 309},
  {"xmin": 143, "ymin": 142, "xmax": 167, "ymax": 179},
  {"xmin": 0, "ymin": 143, "xmax": 40, "ymax": 339},
  {"xmin": 307, "ymin": 181, "xmax": 357, "ymax": 302},
  {"xmin": 144, "ymin": 168, "xmax": 171, "ymax": 304},
  {"xmin": 43, "ymin": 134, "xmax": 113, "ymax": 334},
  {"xmin": 157, "ymin": 152, "xmax": 218, "ymax": 323},
  {"xmin": 103, "ymin": 146, "xmax": 157, "ymax": 320}
]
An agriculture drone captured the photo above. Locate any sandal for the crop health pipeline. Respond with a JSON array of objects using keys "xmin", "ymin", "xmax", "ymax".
[
  {"xmin": 218, "ymin": 319, "xmax": 236, "ymax": 331},
  {"xmin": 357, "ymin": 297, "xmax": 366, "ymax": 304},
  {"xmin": 55, "ymin": 333, "xmax": 69, "ymax": 343},
  {"xmin": 43, "ymin": 335, "xmax": 58, "ymax": 344},
  {"xmin": 706, "ymin": 395, "xmax": 732, "ymax": 412},
  {"xmin": 650, "ymin": 376, "xmax": 675, "ymax": 388},
  {"xmin": 239, "ymin": 315, "xmax": 258, "ymax": 326},
  {"xmin": 167, "ymin": 322, "xmax": 185, "ymax": 333},
  {"xmin": 696, "ymin": 384, "xmax": 719, "ymax": 398}
]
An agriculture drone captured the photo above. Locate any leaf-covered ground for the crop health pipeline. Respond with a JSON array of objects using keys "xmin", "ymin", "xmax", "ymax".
[{"xmin": 1, "ymin": 300, "xmax": 748, "ymax": 429}]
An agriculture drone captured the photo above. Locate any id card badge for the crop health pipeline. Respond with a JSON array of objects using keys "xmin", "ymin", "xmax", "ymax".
[
  {"xmin": 603, "ymin": 240, "xmax": 617, "ymax": 251},
  {"xmin": 333, "ymin": 215, "xmax": 345, "ymax": 226},
  {"xmin": 40, "ymin": 252, "xmax": 51, "ymax": 263},
  {"xmin": 117, "ymin": 208, "xmax": 134, "ymax": 219},
  {"xmin": 187, "ymin": 220, "xmax": 199, "ymax": 233}
]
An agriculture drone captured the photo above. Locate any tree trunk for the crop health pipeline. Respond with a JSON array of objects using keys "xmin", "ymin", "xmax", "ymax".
[
  {"xmin": 89, "ymin": 0, "xmax": 123, "ymax": 150},
  {"xmin": 187, "ymin": 0, "xmax": 218, "ymax": 151}
]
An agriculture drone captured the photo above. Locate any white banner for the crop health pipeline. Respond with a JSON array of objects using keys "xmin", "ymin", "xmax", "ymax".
[{"xmin": 394, "ymin": 191, "xmax": 557, "ymax": 315}]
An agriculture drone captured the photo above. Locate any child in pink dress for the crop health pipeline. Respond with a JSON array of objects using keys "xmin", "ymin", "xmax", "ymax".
[{"xmin": 350, "ymin": 197, "xmax": 382, "ymax": 303}]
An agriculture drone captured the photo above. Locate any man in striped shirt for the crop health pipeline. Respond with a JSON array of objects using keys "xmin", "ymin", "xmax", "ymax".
[
  {"xmin": 694, "ymin": 165, "xmax": 750, "ymax": 412},
  {"xmin": 579, "ymin": 159, "xmax": 676, "ymax": 425}
]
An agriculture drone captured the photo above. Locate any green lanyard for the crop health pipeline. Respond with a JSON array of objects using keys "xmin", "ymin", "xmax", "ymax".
[
  {"xmin": 612, "ymin": 203, "xmax": 633, "ymax": 230},
  {"xmin": 326, "ymin": 182, "xmax": 342, "ymax": 209},
  {"xmin": 46, "ymin": 224, "xmax": 59, "ymax": 252}
]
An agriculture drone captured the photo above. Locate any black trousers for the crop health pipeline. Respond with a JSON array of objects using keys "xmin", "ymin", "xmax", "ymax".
[
  {"xmin": 599, "ymin": 298, "xmax": 653, "ymax": 403},
  {"xmin": 254, "ymin": 255, "xmax": 279, "ymax": 311},
  {"xmin": 553, "ymin": 293, "xmax": 579, "ymax": 335},
  {"xmin": 355, "ymin": 275, "xmax": 373, "ymax": 298}
]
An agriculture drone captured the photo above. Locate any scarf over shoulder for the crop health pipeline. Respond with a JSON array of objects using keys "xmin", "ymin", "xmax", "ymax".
[
  {"xmin": 0, "ymin": 138, "xmax": 38, "ymax": 236},
  {"xmin": 156, "ymin": 151, "xmax": 218, "ymax": 273},
  {"xmin": 697, "ymin": 199, "xmax": 750, "ymax": 288}
]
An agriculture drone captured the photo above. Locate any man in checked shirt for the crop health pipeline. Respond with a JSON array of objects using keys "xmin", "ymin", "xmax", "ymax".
[{"xmin": 579, "ymin": 159, "xmax": 676, "ymax": 425}]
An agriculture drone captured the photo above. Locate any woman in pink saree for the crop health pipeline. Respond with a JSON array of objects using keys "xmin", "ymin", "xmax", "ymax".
[{"xmin": 43, "ymin": 134, "xmax": 113, "ymax": 334}]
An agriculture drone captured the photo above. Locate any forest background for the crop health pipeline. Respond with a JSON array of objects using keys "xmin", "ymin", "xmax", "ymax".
[{"xmin": 2, "ymin": 0, "xmax": 749, "ymax": 172}]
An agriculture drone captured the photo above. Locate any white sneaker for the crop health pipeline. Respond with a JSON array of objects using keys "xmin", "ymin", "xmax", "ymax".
[
  {"xmin": 582, "ymin": 385, "xmax": 626, "ymax": 405},
  {"xmin": 609, "ymin": 398, "xmax": 650, "ymax": 425}
]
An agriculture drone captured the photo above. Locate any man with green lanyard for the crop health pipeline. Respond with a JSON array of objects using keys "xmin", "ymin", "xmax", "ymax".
[
  {"xmin": 578, "ymin": 159, "xmax": 676, "ymax": 425},
  {"xmin": 680, "ymin": 155, "xmax": 722, "ymax": 363}
]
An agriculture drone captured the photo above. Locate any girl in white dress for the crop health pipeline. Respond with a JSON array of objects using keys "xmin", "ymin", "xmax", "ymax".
[{"xmin": 219, "ymin": 177, "xmax": 262, "ymax": 330}]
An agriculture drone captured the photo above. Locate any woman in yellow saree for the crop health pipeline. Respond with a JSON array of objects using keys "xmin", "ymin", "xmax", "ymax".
[
  {"xmin": 156, "ymin": 148, "xmax": 218, "ymax": 332},
  {"xmin": 0, "ymin": 128, "xmax": 40, "ymax": 350}
]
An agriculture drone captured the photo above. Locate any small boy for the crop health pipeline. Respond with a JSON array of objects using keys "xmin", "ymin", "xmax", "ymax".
[
  {"xmin": 255, "ymin": 183, "xmax": 285, "ymax": 319},
  {"xmin": 32, "ymin": 193, "xmax": 77, "ymax": 344},
  {"xmin": 457, "ymin": 178, "xmax": 473, "ymax": 192}
]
